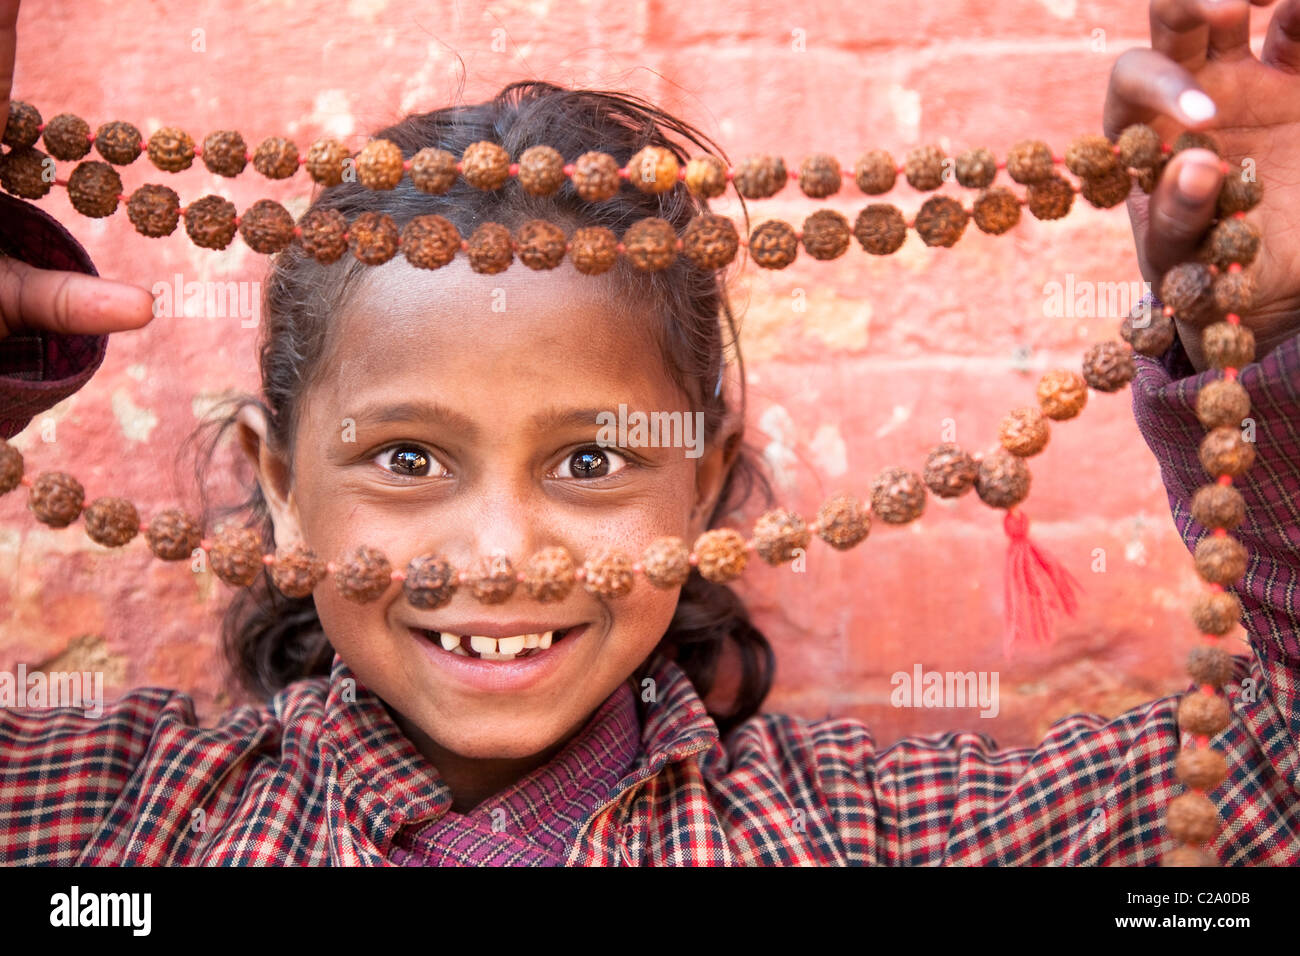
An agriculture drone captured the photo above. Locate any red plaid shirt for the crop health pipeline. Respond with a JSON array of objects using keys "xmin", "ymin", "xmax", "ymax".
[{"xmin": 1, "ymin": 194, "xmax": 1297, "ymax": 865}]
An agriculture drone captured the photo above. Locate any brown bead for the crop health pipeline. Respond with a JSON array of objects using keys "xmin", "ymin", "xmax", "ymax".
[
  {"xmin": 1117, "ymin": 123, "xmax": 1162, "ymax": 170},
  {"xmin": 183, "ymin": 195, "xmax": 238, "ymax": 250},
  {"xmin": 954, "ymin": 147, "xmax": 997, "ymax": 189},
  {"xmin": 628, "ymin": 145, "xmax": 680, "ymax": 194},
  {"xmin": 1217, "ymin": 170, "xmax": 1262, "ymax": 217},
  {"xmin": 515, "ymin": 219, "xmax": 567, "ymax": 271},
  {"xmin": 1178, "ymin": 689, "xmax": 1231, "ymax": 736},
  {"xmin": 1201, "ymin": 217, "xmax": 1260, "ymax": 270},
  {"xmin": 904, "ymin": 145, "xmax": 947, "ymax": 191},
  {"xmin": 466, "ymin": 221, "xmax": 514, "ymax": 274},
  {"xmin": 1161, "ymin": 262, "xmax": 1215, "ymax": 323},
  {"xmin": 1176, "ymin": 746, "xmax": 1228, "ymax": 791},
  {"xmin": 1195, "ymin": 379, "xmax": 1250, "ymax": 430},
  {"xmin": 870, "ymin": 466, "xmax": 927, "ymax": 524},
  {"xmin": 752, "ymin": 509, "xmax": 811, "ymax": 565},
  {"xmin": 348, "ymin": 211, "xmax": 400, "ymax": 265},
  {"xmin": 622, "ymin": 217, "xmax": 678, "ymax": 271},
  {"xmin": 1162, "ymin": 845, "xmax": 1218, "ymax": 867},
  {"xmin": 29, "ymin": 471, "xmax": 84, "ymax": 528},
  {"xmin": 1191, "ymin": 590, "xmax": 1241, "ymax": 636},
  {"xmin": 1166, "ymin": 792, "xmax": 1219, "ymax": 845},
  {"xmin": 460, "ymin": 140, "xmax": 510, "ymax": 191},
  {"xmin": 209, "ymin": 524, "xmax": 265, "ymax": 588},
  {"xmin": 0, "ymin": 440, "xmax": 23, "ymax": 495},
  {"xmin": 252, "ymin": 136, "xmax": 300, "ymax": 180},
  {"xmin": 816, "ymin": 493, "xmax": 871, "ymax": 550},
  {"xmin": 305, "ymin": 138, "xmax": 351, "ymax": 186},
  {"xmin": 355, "ymin": 139, "xmax": 405, "ymax": 190},
  {"xmin": 403, "ymin": 553, "xmax": 459, "ymax": 609},
  {"xmin": 976, "ymin": 449, "xmax": 1031, "ymax": 509},
  {"xmin": 693, "ymin": 528, "xmax": 749, "ymax": 582},
  {"xmin": 1036, "ymin": 369, "xmax": 1089, "ymax": 421},
  {"xmin": 1120, "ymin": 302, "xmax": 1176, "ymax": 357},
  {"xmin": 999, "ymin": 406, "xmax": 1050, "ymax": 457},
  {"xmin": 410, "ymin": 147, "xmax": 459, "ymax": 194},
  {"xmin": 914, "ymin": 195, "xmax": 968, "ymax": 247},
  {"xmin": 1187, "ymin": 644, "xmax": 1236, "ymax": 688},
  {"xmin": 201, "ymin": 130, "xmax": 248, "ymax": 177},
  {"xmin": 145, "ymin": 126, "xmax": 195, "ymax": 172},
  {"xmin": 238, "ymin": 199, "xmax": 295, "ymax": 254},
  {"xmin": 126, "ymin": 184, "xmax": 180, "ymax": 237},
  {"xmin": 922, "ymin": 443, "xmax": 977, "ymax": 499},
  {"xmin": 732, "ymin": 154, "xmax": 788, "ymax": 199},
  {"xmin": 748, "ymin": 220, "xmax": 799, "ymax": 269},
  {"xmin": 972, "ymin": 186, "xmax": 1021, "ymax": 235},
  {"xmin": 854, "ymin": 149, "xmax": 897, "ymax": 195},
  {"xmin": 1006, "ymin": 139, "xmax": 1054, "ymax": 185},
  {"xmin": 641, "ymin": 536, "xmax": 692, "ymax": 588},
  {"xmin": 1064, "ymin": 133, "xmax": 1118, "ymax": 179},
  {"xmin": 1136, "ymin": 155, "xmax": 1169, "ymax": 195},
  {"xmin": 1080, "ymin": 165, "xmax": 1133, "ymax": 208},
  {"xmin": 1025, "ymin": 173, "xmax": 1074, "ymax": 221},
  {"xmin": 681, "ymin": 213, "xmax": 739, "ymax": 270},
  {"xmin": 1082, "ymin": 341, "xmax": 1135, "ymax": 393},
  {"xmin": 516, "ymin": 145, "xmax": 565, "ymax": 196},
  {"xmin": 146, "ymin": 508, "xmax": 202, "ymax": 561},
  {"xmin": 466, "ymin": 553, "xmax": 517, "ymax": 604},
  {"xmin": 1212, "ymin": 270, "xmax": 1256, "ymax": 317},
  {"xmin": 1173, "ymin": 130, "xmax": 1221, "ymax": 156},
  {"xmin": 1194, "ymin": 535, "xmax": 1248, "ymax": 586},
  {"xmin": 270, "ymin": 543, "xmax": 328, "ymax": 598},
  {"xmin": 93, "ymin": 121, "xmax": 142, "ymax": 165},
  {"xmin": 684, "ymin": 155, "xmax": 728, "ymax": 199},
  {"xmin": 1202, "ymin": 321, "xmax": 1255, "ymax": 370},
  {"xmin": 401, "ymin": 214, "xmax": 461, "ymax": 270},
  {"xmin": 298, "ymin": 208, "xmax": 349, "ymax": 265},
  {"xmin": 582, "ymin": 549, "xmax": 636, "ymax": 598},
  {"xmin": 335, "ymin": 544, "xmax": 392, "ymax": 603},
  {"xmin": 42, "ymin": 113, "xmax": 92, "ymax": 161},
  {"xmin": 2, "ymin": 101, "xmax": 41, "ymax": 148},
  {"xmin": 571, "ymin": 151, "xmax": 621, "ymax": 202},
  {"xmin": 854, "ymin": 203, "xmax": 908, "ymax": 255},
  {"xmin": 1199, "ymin": 426, "xmax": 1255, "ymax": 478},
  {"xmin": 0, "ymin": 147, "xmax": 53, "ymax": 200},
  {"xmin": 800, "ymin": 209, "xmax": 851, "ymax": 261},
  {"xmin": 569, "ymin": 226, "xmax": 619, "ymax": 275},
  {"xmin": 67, "ymin": 160, "xmax": 123, "ymax": 218},
  {"xmin": 521, "ymin": 546, "xmax": 575, "ymax": 603},
  {"xmin": 83, "ymin": 497, "xmax": 139, "ymax": 548},
  {"xmin": 1190, "ymin": 482, "xmax": 1245, "ymax": 532},
  {"xmin": 798, "ymin": 153, "xmax": 841, "ymax": 198}
]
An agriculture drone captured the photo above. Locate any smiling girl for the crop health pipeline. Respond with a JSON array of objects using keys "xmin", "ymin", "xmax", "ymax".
[{"xmin": 2, "ymin": 0, "xmax": 1299, "ymax": 865}]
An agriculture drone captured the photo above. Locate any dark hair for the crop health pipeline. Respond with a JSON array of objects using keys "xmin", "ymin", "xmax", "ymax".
[{"xmin": 190, "ymin": 79, "xmax": 776, "ymax": 735}]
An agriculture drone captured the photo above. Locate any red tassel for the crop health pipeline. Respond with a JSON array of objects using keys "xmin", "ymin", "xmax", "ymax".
[{"xmin": 1002, "ymin": 508, "xmax": 1081, "ymax": 656}]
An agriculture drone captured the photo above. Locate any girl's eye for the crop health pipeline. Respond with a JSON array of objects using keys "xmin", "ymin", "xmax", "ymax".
[
  {"xmin": 374, "ymin": 444, "xmax": 446, "ymax": 479},
  {"xmin": 556, "ymin": 446, "xmax": 627, "ymax": 480}
]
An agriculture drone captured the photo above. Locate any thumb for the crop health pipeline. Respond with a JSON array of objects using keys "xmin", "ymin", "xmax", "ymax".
[
  {"xmin": 1143, "ymin": 147, "xmax": 1225, "ymax": 279},
  {"xmin": 0, "ymin": 255, "xmax": 155, "ymax": 341}
]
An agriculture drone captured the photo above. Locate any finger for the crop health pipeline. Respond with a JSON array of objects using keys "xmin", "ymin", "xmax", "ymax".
[
  {"xmin": 1103, "ymin": 47, "xmax": 1218, "ymax": 141},
  {"xmin": 0, "ymin": 0, "xmax": 18, "ymax": 131},
  {"xmin": 1143, "ymin": 147, "xmax": 1226, "ymax": 278},
  {"xmin": 1261, "ymin": 0, "xmax": 1300, "ymax": 71},
  {"xmin": 1205, "ymin": 0, "xmax": 1255, "ymax": 61},
  {"xmin": 0, "ymin": 256, "xmax": 154, "ymax": 341},
  {"xmin": 1151, "ymin": 0, "xmax": 1266, "ymax": 68}
]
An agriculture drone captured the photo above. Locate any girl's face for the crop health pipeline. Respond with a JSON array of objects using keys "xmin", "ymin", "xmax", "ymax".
[{"xmin": 242, "ymin": 255, "xmax": 733, "ymax": 768}]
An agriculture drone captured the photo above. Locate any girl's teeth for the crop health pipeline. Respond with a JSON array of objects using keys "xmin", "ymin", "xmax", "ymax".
[
  {"xmin": 538, "ymin": 631, "xmax": 552, "ymax": 649},
  {"xmin": 497, "ymin": 635, "xmax": 526, "ymax": 655},
  {"xmin": 523, "ymin": 633, "xmax": 540, "ymax": 648},
  {"xmin": 433, "ymin": 630, "xmax": 560, "ymax": 661},
  {"xmin": 469, "ymin": 635, "xmax": 496, "ymax": 654},
  {"xmin": 439, "ymin": 632, "xmax": 460, "ymax": 651}
]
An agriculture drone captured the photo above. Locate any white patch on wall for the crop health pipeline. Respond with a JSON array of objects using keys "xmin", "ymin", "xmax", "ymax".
[
  {"xmin": 873, "ymin": 404, "xmax": 911, "ymax": 439},
  {"xmin": 1036, "ymin": 0, "xmax": 1077, "ymax": 18},
  {"xmin": 888, "ymin": 84, "xmax": 922, "ymax": 144},
  {"xmin": 125, "ymin": 364, "xmax": 148, "ymax": 382},
  {"xmin": 759, "ymin": 404, "xmax": 800, "ymax": 491},
  {"xmin": 809, "ymin": 424, "xmax": 848, "ymax": 478},
  {"xmin": 112, "ymin": 387, "xmax": 159, "ymax": 443}
]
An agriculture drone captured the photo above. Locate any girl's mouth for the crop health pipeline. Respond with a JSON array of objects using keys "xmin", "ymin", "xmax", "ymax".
[{"xmin": 411, "ymin": 626, "xmax": 582, "ymax": 662}]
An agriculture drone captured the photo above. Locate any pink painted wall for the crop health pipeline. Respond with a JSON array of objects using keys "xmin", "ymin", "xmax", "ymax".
[{"xmin": 1, "ymin": 0, "xmax": 1253, "ymax": 746}]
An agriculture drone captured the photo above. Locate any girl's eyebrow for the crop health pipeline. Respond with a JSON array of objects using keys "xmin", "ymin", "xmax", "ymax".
[{"xmin": 347, "ymin": 402, "xmax": 618, "ymax": 438}]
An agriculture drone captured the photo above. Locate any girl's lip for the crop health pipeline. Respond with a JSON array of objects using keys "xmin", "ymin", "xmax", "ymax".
[{"xmin": 407, "ymin": 623, "xmax": 589, "ymax": 694}]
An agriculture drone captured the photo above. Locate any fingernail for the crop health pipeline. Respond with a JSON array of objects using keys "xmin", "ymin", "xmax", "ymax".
[
  {"xmin": 1178, "ymin": 89, "xmax": 1216, "ymax": 123},
  {"xmin": 1178, "ymin": 159, "xmax": 1219, "ymax": 203}
]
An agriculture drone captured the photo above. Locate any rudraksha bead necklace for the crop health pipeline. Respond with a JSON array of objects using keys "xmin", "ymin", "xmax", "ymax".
[{"xmin": 0, "ymin": 102, "xmax": 1263, "ymax": 867}]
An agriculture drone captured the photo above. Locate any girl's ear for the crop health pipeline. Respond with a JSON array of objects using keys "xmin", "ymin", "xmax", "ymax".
[
  {"xmin": 689, "ymin": 407, "xmax": 743, "ymax": 536},
  {"xmin": 235, "ymin": 403, "xmax": 303, "ymax": 546}
]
